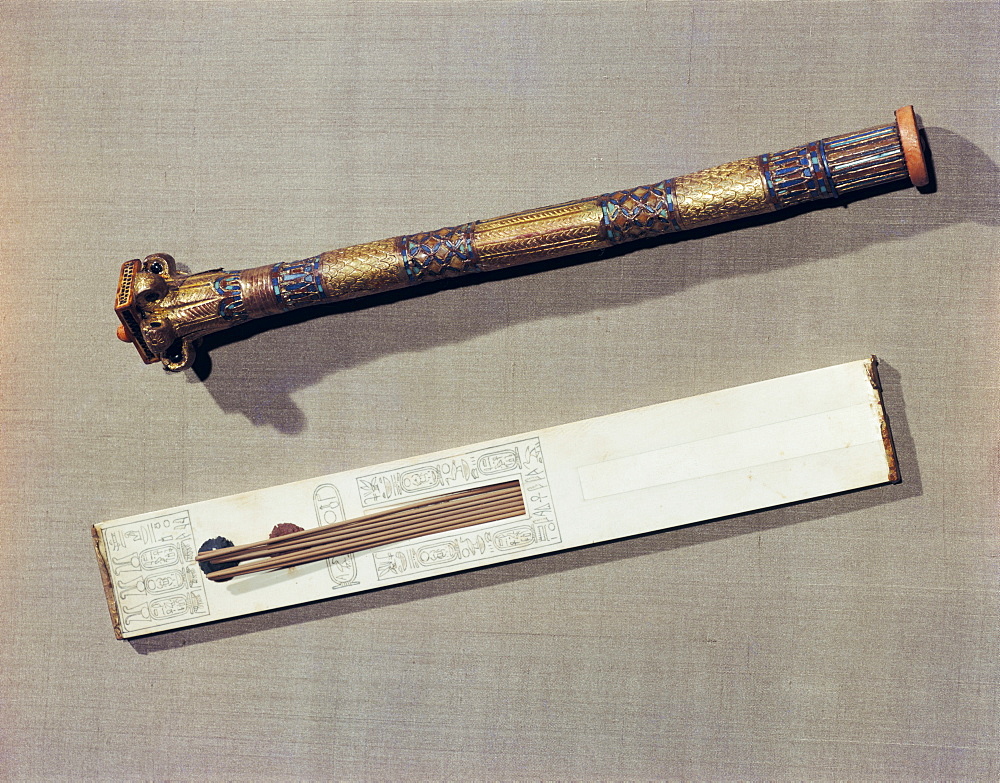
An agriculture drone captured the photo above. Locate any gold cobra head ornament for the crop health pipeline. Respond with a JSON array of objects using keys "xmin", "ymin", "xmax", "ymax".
[{"xmin": 116, "ymin": 253, "xmax": 237, "ymax": 371}]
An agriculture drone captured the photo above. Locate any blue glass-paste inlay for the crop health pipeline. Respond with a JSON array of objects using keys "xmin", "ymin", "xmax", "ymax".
[
  {"xmin": 270, "ymin": 256, "xmax": 327, "ymax": 310},
  {"xmin": 400, "ymin": 223, "xmax": 479, "ymax": 282},
  {"xmin": 598, "ymin": 180, "xmax": 680, "ymax": 244},
  {"xmin": 213, "ymin": 272, "xmax": 248, "ymax": 321}
]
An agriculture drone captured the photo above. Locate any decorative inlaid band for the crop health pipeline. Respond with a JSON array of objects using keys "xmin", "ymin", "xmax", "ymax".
[
  {"xmin": 598, "ymin": 181, "xmax": 681, "ymax": 244},
  {"xmin": 271, "ymin": 256, "xmax": 327, "ymax": 311},
  {"xmin": 760, "ymin": 141, "xmax": 837, "ymax": 208},
  {"xmin": 400, "ymin": 222, "xmax": 479, "ymax": 282},
  {"xmin": 758, "ymin": 123, "xmax": 909, "ymax": 207},
  {"xmin": 213, "ymin": 272, "xmax": 248, "ymax": 321}
]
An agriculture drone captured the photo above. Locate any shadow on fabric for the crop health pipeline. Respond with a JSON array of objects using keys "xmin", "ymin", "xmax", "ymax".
[{"xmin": 184, "ymin": 127, "xmax": 994, "ymax": 434}]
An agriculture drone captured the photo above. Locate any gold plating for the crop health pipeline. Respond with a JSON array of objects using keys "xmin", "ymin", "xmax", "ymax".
[
  {"xmin": 320, "ymin": 238, "xmax": 410, "ymax": 300},
  {"xmin": 115, "ymin": 254, "xmax": 240, "ymax": 371},
  {"xmin": 671, "ymin": 157, "xmax": 775, "ymax": 230},
  {"xmin": 239, "ymin": 266, "xmax": 285, "ymax": 318},
  {"xmin": 116, "ymin": 109, "xmax": 923, "ymax": 371},
  {"xmin": 474, "ymin": 200, "xmax": 609, "ymax": 271}
]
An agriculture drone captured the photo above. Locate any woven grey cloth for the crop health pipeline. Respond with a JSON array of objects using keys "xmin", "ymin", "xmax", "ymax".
[{"xmin": 2, "ymin": 1, "xmax": 998, "ymax": 778}]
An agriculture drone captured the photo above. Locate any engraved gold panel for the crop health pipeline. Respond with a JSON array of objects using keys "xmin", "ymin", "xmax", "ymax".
[
  {"xmin": 240, "ymin": 265, "xmax": 285, "ymax": 318},
  {"xmin": 318, "ymin": 238, "xmax": 409, "ymax": 300},
  {"xmin": 474, "ymin": 200, "xmax": 610, "ymax": 271},
  {"xmin": 672, "ymin": 157, "xmax": 774, "ymax": 229},
  {"xmin": 166, "ymin": 282, "xmax": 232, "ymax": 334}
]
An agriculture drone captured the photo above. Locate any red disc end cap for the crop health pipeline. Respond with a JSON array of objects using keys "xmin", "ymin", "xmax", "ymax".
[{"xmin": 895, "ymin": 105, "xmax": 930, "ymax": 187}]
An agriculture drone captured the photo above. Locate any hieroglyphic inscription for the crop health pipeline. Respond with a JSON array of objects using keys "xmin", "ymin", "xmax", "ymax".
[
  {"xmin": 356, "ymin": 438, "xmax": 560, "ymax": 581},
  {"xmin": 101, "ymin": 511, "xmax": 209, "ymax": 634},
  {"xmin": 312, "ymin": 482, "xmax": 359, "ymax": 589}
]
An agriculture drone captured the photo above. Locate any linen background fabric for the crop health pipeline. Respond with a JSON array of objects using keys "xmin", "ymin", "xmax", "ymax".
[{"xmin": 2, "ymin": 1, "xmax": 998, "ymax": 778}]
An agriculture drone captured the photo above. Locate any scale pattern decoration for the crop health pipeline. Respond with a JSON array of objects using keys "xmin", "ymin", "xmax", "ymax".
[
  {"xmin": 671, "ymin": 157, "xmax": 775, "ymax": 229},
  {"xmin": 318, "ymin": 239, "xmax": 408, "ymax": 301}
]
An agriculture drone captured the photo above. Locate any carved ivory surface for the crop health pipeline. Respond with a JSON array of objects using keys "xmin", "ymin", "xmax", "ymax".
[{"xmin": 93, "ymin": 358, "xmax": 897, "ymax": 639}]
